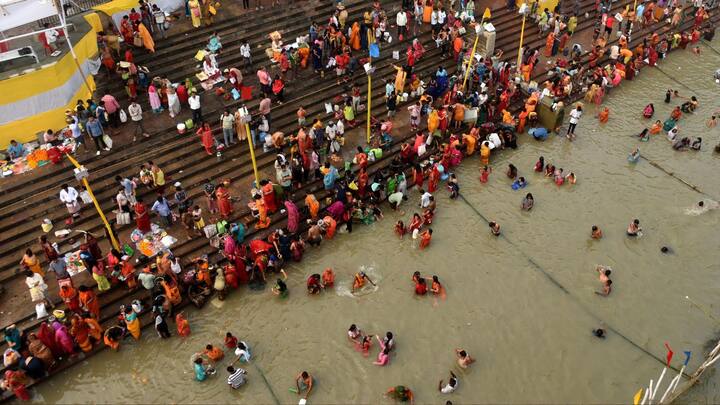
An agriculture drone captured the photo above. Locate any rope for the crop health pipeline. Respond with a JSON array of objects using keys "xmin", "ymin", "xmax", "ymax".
[
  {"xmin": 251, "ymin": 363, "xmax": 281, "ymax": 405},
  {"xmin": 654, "ymin": 66, "xmax": 698, "ymax": 93},
  {"xmin": 457, "ymin": 194, "xmax": 689, "ymax": 377},
  {"xmin": 701, "ymin": 39, "xmax": 720, "ymax": 56},
  {"xmin": 639, "ymin": 156, "xmax": 717, "ymax": 200}
]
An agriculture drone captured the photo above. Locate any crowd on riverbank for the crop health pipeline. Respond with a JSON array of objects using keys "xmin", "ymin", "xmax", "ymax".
[{"xmin": 2, "ymin": 0, "xmax": 718, "ymax": 400}]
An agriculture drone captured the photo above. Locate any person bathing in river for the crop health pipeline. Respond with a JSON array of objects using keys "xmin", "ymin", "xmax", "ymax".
[
  {"xmin": 595, "ymin": 266, "xmax": 612, "ymax": 297},
  {"xmin": 591, "ymin": 225, "xmax": 603, "ymax": 239},
  {"xmin": 352, "ymin": 271, "xmax": 375, "ymax": 292},
  {"xmin": 627, "ymin": 219, "xmax": 642, "ymax": 236},
  {"xmin": 456, "ymin": 348, "xmax": 475, "ymax": 368}
]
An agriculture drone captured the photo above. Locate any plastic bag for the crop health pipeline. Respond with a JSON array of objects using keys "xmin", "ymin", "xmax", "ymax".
[
  {"xmin": 119, "ymin": 109, "xmax": 128, "ymax": 123},
  {"xmin": 35, "ymin": 303, "xmax": 48, "ymax": 319}
]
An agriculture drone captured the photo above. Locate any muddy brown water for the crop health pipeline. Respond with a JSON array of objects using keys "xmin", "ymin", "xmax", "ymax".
[{"xmin": 25, "ymin": 41, "xmax": 720, "ymax": 404}]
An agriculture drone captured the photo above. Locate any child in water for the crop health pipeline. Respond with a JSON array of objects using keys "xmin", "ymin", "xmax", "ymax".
[
  {"xmin": 534, "ymin": 157, "xmax": 544, "ymax": 172},
  {"xmin": 447, "ymin": 174, "xmax": 459, "ymax": 199},
  {"xmin": 628, "ymin": 147, "xmax": 640, "ymax": 163},
  {"xmin": 591, "ymin": 225, "xmax": 603, "ymax": 239},
  {"xmin": 489, "ymin": 221, "xmax": 501, "ymax": 236},
  {"xmin": 394, "ymin": 220, "xmax": 406, "ymax": 238},
  {"xmin": 627, "ymin": 219, "xmax": 641, "ymax": 236},
  {"xmin": 272, "ymin": 270, "xmax": 289, "ymax": 298},
  {"xmin": 638, "ymin": 129, "xmax": 650, "ymax": 142},
  {"xmin": 480, "ymin": 166, "xmax": 491, "ymax": 183}
]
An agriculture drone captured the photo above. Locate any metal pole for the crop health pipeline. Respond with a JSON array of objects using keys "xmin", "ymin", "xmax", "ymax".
[
  {"xmin": 461, "ymin": 33, "xmax": 480, "ymax": 92},
  {"xmin": 245, "ymin": 122, "xmax": 260, "ymax": 187},
  {"xmin": 516, "ymin": 12, "xmax": 527, "ymax": 70},
  {"xmin": 64, "ymin": 154, "xmax": 121, "ymax": 251},
  {"xmin": 366, "ymin": 57, "xmax": 372, "ymax": 144}
]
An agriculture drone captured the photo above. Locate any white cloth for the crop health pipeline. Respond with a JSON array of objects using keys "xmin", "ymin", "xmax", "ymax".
[
  {"xmin": 59, "ymin": 187, "xmax": 79, "ymax": 205},
  {"xmin": 441, "ymin": 379, "xmax": 458, "ymax": 394}
]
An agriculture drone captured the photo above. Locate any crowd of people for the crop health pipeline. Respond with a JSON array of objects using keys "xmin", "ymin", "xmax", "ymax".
[{"xmin": 2, "ymin": 0, "xmax": 718, "ymax": 400}]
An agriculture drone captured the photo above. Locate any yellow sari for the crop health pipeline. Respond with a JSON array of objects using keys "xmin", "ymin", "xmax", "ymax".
[
  {"xmin": 188, "ymin": 0, "xmax": 202, "ymax": 27},
  {"xmin": 138, "ymin": 23, "xmax": 155, "ymax": 53}
]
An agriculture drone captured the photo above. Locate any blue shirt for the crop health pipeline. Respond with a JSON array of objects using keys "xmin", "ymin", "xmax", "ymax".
[
  {"xmin": 529, "ymin": 127, "xmax": 548, "ymax": 140},
  {"xmin": 86, "ymin": 120, "xmax": 104, "ymax": 137},
  {"xmin": 151, "ymin": 198, "xmax": 171, "ymax": 217},
  {"xmin": 7, "ymin": 143, "xmax": 23, "ymax": 158},
  {"xmin": 194, "ymin": 363, "xmax": 207, "ymax": 381}
]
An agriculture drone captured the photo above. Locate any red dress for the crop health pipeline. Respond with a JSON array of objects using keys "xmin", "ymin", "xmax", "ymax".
[
  {"xmin": 261, "ymin": 183, "xmax": 277, "ymax": 213},
  {"xmin": 216, "ymin": 186, "xmax": 233, "ymax": 218},
  {"xmin": 134, "ymin": 202, "xmax": 151, "ymax": 233}
]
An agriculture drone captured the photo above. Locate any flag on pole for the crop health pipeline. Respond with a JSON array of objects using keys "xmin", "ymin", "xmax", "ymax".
[
  {"xmin": 633, "ymin": 388, "xmax": 643, "ymax": 405},
  {"xmin": 683, "ymin": 351, "xmax": 692, "ymax": 366},
  {"xmin": 665, "ymin": 342, "xmax": 674, "ymax": 367},
  {"xmin": 482, "ymin": 7, "xmax": 491, "ymax": 19}
]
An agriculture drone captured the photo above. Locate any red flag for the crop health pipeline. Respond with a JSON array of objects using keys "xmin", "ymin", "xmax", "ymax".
[{"xmin": 665, "ymin": 342, "xmax": 674, "ymax": 367}]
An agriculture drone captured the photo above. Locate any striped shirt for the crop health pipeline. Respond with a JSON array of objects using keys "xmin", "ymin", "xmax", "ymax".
[{"xmin": 227, "ymin": 368, "xmax": 247, "ymax": 389}]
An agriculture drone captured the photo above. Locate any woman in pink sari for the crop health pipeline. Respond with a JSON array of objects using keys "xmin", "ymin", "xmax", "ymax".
[
  {"xmin": 148, "ymin": 84, "xmax": 163, "ymax": 113},
  {"xmin": 37, "ymin": 322, "xmax": 62, "ymax": 358},
  {"xmin": 223, "ymin": 234, "xmax": 236, "ymax": 257},
  {"xmin": 52, "ymin": 321, "xmax": 75, "ymax": 355},
  {"xmin": 284, "ymin": 200, "xmax": 300, "ymax": 234}
]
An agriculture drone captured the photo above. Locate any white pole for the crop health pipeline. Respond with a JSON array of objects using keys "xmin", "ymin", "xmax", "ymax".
[
  {"xmin": 651, "ymin": 368, "xmax": 667, "ymax": 401},
  {"xmin": 55, "ymin": 0, "xmax": 93, "ymax": 95}
]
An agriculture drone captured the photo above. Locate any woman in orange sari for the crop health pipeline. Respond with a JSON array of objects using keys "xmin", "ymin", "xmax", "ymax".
[
  {"xmin": 260, "ymin": 180, "xmax": 277, "ymax": 213},
  {"xmin": 350, "ymin": 22, "xmax": 361, "ymax": 50},
  {"xmin": 78, "ymin": 285, "xmax": 100, "ymax": 319},
  {"xmin": 19, "ymin": 249, "xmax": 44, "ymax": 276},
  {"xmin": 304, "ymin": 193, "xmax": 320, "ymax": 220},
  {"xmin": 544, "ymin": 32, "xmax": 554, "ymax": 57},
  {"xmin": 216, "ymin": 181, "xmax": 233, "ymax": 219},
  {"xmin": 176, "ymin": 313, "xmax": 191, "ymax": 337},
  {"xmin": 254, "ymin": 195, "xmax": 271, "ymax": 229},
  {"xmin": 70, "ymin": 315, "xmax": 92, "ymax": 352},
  {"xmin": 137, "ymin": 23, "xmax": 155, "ymax": 53}
]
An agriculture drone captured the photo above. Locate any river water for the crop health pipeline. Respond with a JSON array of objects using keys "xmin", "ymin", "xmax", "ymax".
[{"xmin": 28, "ymin": 42, "xmax": 720, "ymax": 404}]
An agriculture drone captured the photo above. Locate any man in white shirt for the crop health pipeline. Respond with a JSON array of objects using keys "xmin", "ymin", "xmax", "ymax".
[
  {"xmin": 59, "ymin": 184, "xmax": 81, "ymax": 218},
  {"xmin": 420, "ymin": 189, "xmax": 432, "ymax": 208},
  {"xmin": 430, "ymin": 9, "xmax": 439, "ymax": 37},
  {"xmin": 567, "ymin": 104, "xmax": 582, "ymax": 140},
  {"xmin": 396, "ymin": 9, "xmax": 408, "ymax": 39},
  {"xmin": 189, "ymin": 91, "xmax": 202, "ymax": 124},
  {"xmin": 240, "ymin": 42, "xmax": 252, "ymax": 72},
  {"xmin": 128, "ymin": 100, "xmax": 149, "ymax": 141},
  {"xmin": 438, "ymin": 371, "xmax": 458, "ymax": 394}
]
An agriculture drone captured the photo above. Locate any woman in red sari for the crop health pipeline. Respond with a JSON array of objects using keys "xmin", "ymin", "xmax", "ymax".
[
  {"xmin": 120, "ymin": 16, "xmax": 134, "ymax": 44},
  {"xmin": 259, "ymin": 180, "xmax": 278, "ymax": 213},
  {"xmin": 197, "ymin": 122, "xmax": 214, "ymax": 155},
  {"xmin": 134, "ymin": 200, "xmax": 151, "ymax": 233},
  {"xmin": 427, "ymin": 164, "xmax": 440, "ymax": 193},
  {"xmin": 357, "ymin": 167, "xmax": 369, "ymax": 197},
  {"xmin": 216, "ymin": 181, "xmax": 233, "ymax": 219}
]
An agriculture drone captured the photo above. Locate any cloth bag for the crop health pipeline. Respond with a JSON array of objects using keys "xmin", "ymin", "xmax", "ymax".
[
  {"xmin": 204, "ymin": 223, "xmax": 218, "ymax": 238},
  {"xmin": 117, "ymin": 212, "xmax": 131, "ymax": 225}
]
